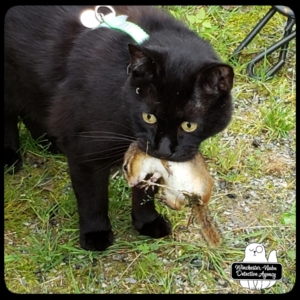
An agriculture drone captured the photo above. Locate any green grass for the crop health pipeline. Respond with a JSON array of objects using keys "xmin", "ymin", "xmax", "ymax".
[{"xmin": 4, "ymin": 5, "xmax": 295, "ymax": 294}]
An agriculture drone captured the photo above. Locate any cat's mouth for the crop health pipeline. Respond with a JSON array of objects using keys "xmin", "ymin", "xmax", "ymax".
[{"xmin": 136, "ymin": 139, "xmax": 198, "ymax": 162}]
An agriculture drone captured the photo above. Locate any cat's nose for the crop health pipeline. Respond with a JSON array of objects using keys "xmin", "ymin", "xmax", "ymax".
[{"xmin": 155, "ymin": 137, "xmax": 173, "ymax": 158}]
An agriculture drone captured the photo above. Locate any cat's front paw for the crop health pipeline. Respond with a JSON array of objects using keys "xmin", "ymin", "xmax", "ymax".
[
  {"xmin": 137, "ymin": 215, "xmax": 172, "ymax": 238},
  {"xmin": 80, "ymin": 230, "xmax": 114, "ymax": 251}
]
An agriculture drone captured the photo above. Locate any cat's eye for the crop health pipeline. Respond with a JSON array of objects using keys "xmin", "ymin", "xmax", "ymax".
[
  {"xmin": 142, "ymin": 113, "xmax": 157, "ymax": 124},
  {"xmin": 123, "ymin": 164, "xmax": 128, "ymax": 173},
  {"xmin": 181, "ymin": 121, "xmax": 198, "ymax": 132}
]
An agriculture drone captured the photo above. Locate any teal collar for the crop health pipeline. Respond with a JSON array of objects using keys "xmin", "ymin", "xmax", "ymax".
[
  {"xmin": 80, "ymin": 6, "xmax": 149, "ymax": 45},
  {"xmin": 98, "ymin": 12, "xmax": 149, "ymax": 45}
]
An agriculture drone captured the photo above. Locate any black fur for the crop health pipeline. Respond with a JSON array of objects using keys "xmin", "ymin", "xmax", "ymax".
[{"xmin": 4, "ymin": 6, "xmax": 234, "ymax": 251}]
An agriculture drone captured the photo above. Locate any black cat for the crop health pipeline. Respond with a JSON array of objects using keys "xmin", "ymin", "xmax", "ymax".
[{"xmin": 4, "ymin": 6, "xmax": 234, "ymax": 251}]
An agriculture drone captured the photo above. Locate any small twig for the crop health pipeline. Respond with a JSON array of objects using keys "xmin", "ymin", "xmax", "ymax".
[{"xmin": 118, "ymin": 252, "xmax": 142, "ymax": 280}]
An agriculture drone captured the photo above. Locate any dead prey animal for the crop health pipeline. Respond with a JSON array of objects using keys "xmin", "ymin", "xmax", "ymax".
[{"xmin": 123, "ymin": 142, "xmax": 222, "ymax": 248}]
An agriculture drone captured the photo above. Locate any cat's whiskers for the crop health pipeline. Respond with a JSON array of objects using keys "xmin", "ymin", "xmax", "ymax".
[
  {"xmin": 90, "ymin": 157, "xmax": 124, "ymax": 174},
  {"xmin": 78, "ymin": 131, "xmax": 135, "ymax": 139},
  {"xmin": 80, "ymin": 145, "xmax": 130, "ymax": 162},
  {"xmin": 82, "ymin": 136, "xmax": 135, "ymax": 142},
  {"xmin": 77, "ymin": 131, "xmax": 136, "ymax": 145},
  {"xmin": 76, "ymin": 130, "xmax": 135, "ymax": 163},
  {"xmin": 146, "ymin": 140, "xmax": 150, "ymax": 155},
  {"xmin": 80, "ymin": 121, "xmax": 135, "ymax": 133},
  {"xmin": 79, "ymin": 145, "xmax": 129, "ymax": 157},
  {"xmin": 80, "ymin": 148, "xmax": 128, "ymax": 162}
]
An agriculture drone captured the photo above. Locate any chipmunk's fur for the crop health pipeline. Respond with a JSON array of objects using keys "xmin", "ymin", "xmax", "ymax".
[{"xmin": 123, "ymin": 142, "xmax": 222, "ymax": 247}]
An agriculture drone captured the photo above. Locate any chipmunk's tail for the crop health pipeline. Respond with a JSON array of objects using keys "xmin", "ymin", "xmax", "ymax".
[{"xmin": 192, "ymin": 204, "xmax": 222, "ymax": 248}]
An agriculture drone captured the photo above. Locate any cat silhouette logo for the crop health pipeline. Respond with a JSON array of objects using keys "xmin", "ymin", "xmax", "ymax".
[{"xmin": 231, "ymin": 242, "xmax": 282, "ymax": 290}]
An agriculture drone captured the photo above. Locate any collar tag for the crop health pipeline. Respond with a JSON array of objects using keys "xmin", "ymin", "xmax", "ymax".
[{"xmin": 80, "ymin": 6, "xmax": 149, "ymax": 45}]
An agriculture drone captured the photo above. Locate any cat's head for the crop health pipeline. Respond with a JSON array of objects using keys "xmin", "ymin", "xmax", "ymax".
[{"xmin": 125, "ymin": 43, "xmax": 234, "ymax": 162}]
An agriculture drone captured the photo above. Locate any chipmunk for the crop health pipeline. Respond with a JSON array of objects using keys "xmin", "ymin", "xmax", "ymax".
[{"xmin": 123, "ymin": 141, "xmax": 222, "ymax": 248}]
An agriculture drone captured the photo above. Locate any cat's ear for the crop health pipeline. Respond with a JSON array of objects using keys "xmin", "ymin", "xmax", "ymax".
[
  {"xmin": 128, "ymin": 44, "xmax": 164, "ymax": 78},
  {"xmin": 198, "ymin": 63, "xmax": 234, "ymax": 95},
  {"xmin": 128, "ymin": 44, "xmax": 148, "ymax": 67}
]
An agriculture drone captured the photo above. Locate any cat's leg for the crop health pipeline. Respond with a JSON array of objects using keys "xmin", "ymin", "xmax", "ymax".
[
  {"xmin": 68, "ymin": 157, "xmax": 113, "ymax": 251},
  {"xmin": 4, "ymin": 114, "xmax": 22, "ymax": 173},
  {"xmin": 131, "ymin": 180, "xmax": 172, "ymax": 238}
]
